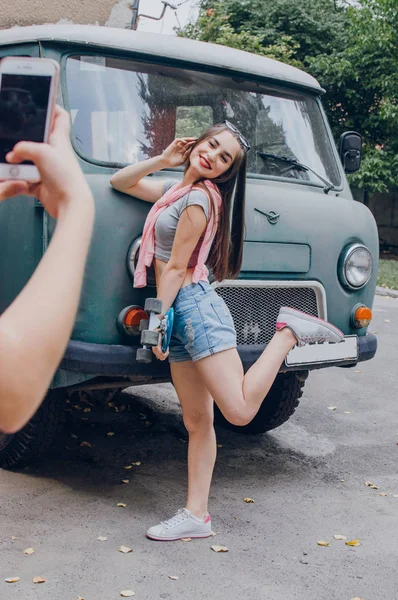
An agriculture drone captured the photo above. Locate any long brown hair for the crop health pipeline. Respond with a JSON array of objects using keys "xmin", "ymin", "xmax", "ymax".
[{"xmin": 185, "ymin": 124, "xmax": 247, "ymax": 281}]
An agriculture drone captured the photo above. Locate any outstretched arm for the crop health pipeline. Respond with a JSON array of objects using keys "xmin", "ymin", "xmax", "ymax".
[
  {"xmin": 110, "ymin": 137, "xmax": 196, "ymax": 202},
  {"xmin": 0, "ymin": 107, "xmax": 95, "ymax": 434}
]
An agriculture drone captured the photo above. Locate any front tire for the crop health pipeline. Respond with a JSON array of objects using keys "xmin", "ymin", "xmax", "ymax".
[
  {"xmin": 0, "ymin": 389, "xmax": 65, "ymax": 469},
  {"xmin": 214, "ymin": 372, "xmax": 306, "ymax": 434}
]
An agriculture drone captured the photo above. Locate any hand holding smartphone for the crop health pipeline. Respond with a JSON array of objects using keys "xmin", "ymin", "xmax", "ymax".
[
  {"xmin": 0, "ymin": 57, "xmax": 93, "ymax": 220},
  {"xmin": 0, "ymin": 57, "xmax": 59, "ymax": 182}
]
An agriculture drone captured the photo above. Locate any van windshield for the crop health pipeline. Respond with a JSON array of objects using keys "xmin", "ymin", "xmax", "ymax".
[{"xmin": 66, "ymin": 55, "xmax": 341, "ymax": 187}]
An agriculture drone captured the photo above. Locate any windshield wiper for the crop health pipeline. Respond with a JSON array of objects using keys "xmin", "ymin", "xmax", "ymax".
[{"xmin": 257, "ymin": 152, "xmax": 337, "ymax": 194}]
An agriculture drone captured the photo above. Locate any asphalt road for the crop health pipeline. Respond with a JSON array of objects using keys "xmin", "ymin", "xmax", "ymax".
[{"xmin": 1, "ymin": 295, "xmax": 397, "ymax": 600}]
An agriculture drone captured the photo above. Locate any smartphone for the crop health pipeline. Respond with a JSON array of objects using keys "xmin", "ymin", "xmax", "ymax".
[{"xmin": 0, "ymin": 57, "xmax": 59, "ymax": 181}]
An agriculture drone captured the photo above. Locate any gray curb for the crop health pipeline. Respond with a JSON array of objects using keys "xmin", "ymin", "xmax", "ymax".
[{"xmin": 376, "ymin": 286, "xmax": 398, "ymax": 298}]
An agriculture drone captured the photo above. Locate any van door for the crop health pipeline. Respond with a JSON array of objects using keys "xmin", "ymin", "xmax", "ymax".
[{"xmin": 0, "ymin": 43, "xmax": 43, "ymax": 315}]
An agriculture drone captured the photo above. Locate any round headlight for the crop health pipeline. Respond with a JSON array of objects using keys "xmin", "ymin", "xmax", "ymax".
[{"xmin": 341, "ymin": 244, "xmax": 372, "ymax": 289}]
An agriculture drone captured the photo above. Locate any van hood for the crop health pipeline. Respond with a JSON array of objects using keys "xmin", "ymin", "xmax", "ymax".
[{"xmin": 241, "ymin": 178, "xmax": 377, "ymax": 277}]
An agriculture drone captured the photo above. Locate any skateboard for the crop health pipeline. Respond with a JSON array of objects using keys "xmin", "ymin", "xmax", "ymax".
[{"xmin": 136, "ymin": 298, "xmax": 174, "ymax": 363}]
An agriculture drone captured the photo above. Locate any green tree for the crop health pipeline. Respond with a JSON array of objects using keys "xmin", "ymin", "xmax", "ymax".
[
  {"xmin": 179, "ymin": 3, "xmax": 301, "ymax": 65},
  {"xmin": 308, "ymin": 0, "xmax": 398, "ymax": 192},
  {"xmin": 180, "ymin": 0, "xmax": 398, "ymax": 193}
]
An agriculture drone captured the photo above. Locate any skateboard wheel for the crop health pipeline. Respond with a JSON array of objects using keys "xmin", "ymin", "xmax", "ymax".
[
  {"xmin": 144, "ymin": 298, "xmax": 163, "ymax": 314},
  {"xmin": 139, "ymin": 319, "xmax": 149, "ymax": 332},
  {"xmin": 136, "ymin": 347, "xmax": 153, "ymax": 363},
  {"xmin": 141, "ymin": 329, "xmax": 160, "ymax": 346}
]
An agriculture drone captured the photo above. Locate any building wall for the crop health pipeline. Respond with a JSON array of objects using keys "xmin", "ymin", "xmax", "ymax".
[
  {"xmin": 353, "ymin": 188, "xmax": 398, "ymax": 249},
  {"xmin": 368, "ymin": 191, "xmax": 398, "ymax": 249},
  {"xmin": 0, "ymin": 0, "xmax": 132, "ymax": 30}
]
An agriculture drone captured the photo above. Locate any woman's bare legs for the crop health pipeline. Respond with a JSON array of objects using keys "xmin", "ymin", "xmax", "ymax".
[
  {"xmin": 170, "ymin": 360, "xmax": 216, "ymax": 520},
  {"xmin": 195, "ymin": 328, "xmax": 297, "ymax": 427}
]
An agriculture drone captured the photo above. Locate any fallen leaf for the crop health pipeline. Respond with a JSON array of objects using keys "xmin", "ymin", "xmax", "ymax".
[
  {"xmin": 124, "ymin": 465, "xmax": 133, "ymax": 470},
  {"xmin": 340, "ymin": 480, "xmax": 345, "ymax": 483},
  {"xmin": 333, "ymin": 534, "xmax": 347, "ymax": 540},
  {"xmin": 132, "ymin": 461, "xmax": 141, "ymax": 466},
  {"xmin": 119, "ymin": 546, "xmax": 132, "ymax": 553},
  {"xmin": 117, "ymin": 503, "xmax": 127, "ymax": 508},
  {"xmin": 120, "ymin": 591, "xmax": 135, "ymax": 597},
  {"xmin": 344, "ymin": 411, "xmax": 352, "ymax": 414},
  {"xmin": 365, "ymin": 480, "xmax": 378, "ymax": 489},
  {"xmin": 345, "ymin": 539, "xmax": 360, "ymax": 547},
  {"xmin": 317, "ymin": 540, "xmax": 330, "ymax": 547},
  {"xmin": 5, "ymin": 577, "xmax": 20, "ymax": 583},
  {"xmin": 328, "ymin": 406, "xmax": 337, "ymax": 411},
  {"xmin": 210, "ymin": 531, "xmax": 217, "ymax": 536},
  {"xmin": 23, "ymin": 547, "xmax": 35, "ymax": 555},
  {"xmin": 217, "ymin": 444, "xmax": 223, "ymax": 448},
  {"xmin": 97, "ymin": 536, "xmax": 108, "ymax": 541},
  {"xmin": 80, "ymin": 441, "xmax": 92, "ymax": 448},
  {"xmin": 211, "ymin": 544, "xmax": 228, "ymax": 552},
  {"xmin": 168, "ymin": 575, "xmax": 179, "ymax": 580},
  {"xmin": 78, "ymin": 596, "xmax": 85, "ymax": 600},
  {"xmin": 10, "ymin": 536, "xmax": 17, "ymax": 540},
  {"xmin": 33, "ymin": 576, "xmax": 46, "ymax": 584},
  {"xmin": 243, "ymin": 497, "xmax": 255, "ymax": 503},
  {"xmin": 181, "ymin": 537, "xmax": 192, "ymax": 542},
  {"xmin": 379, "ymin": 492, "xmax": 388, "ymax": 496},
  {"xmin": 107, "ymin": 432, "xmax": 115, "ymax": 437},
  {"xmin": 122, "ymin": 479, "xmax": 130, "ymax": 484},
  {"xmin": 83, "ymin": 408, "xmax": 91, "ymax": 413}
]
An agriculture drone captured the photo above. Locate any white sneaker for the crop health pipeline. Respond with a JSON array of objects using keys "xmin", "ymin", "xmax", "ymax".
[
  {"xmin": 276, "ymin": 306, "xmax": 344, "ymax": 347},
  {"xmin": 146, "ymin": 508, "xmax": 212, "ymax": 541}
]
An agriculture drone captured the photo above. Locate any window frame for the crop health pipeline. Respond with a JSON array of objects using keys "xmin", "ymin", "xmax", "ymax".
[{"xmin": 61, "ymin": 51, "xmax": 343, "ymax": 190}]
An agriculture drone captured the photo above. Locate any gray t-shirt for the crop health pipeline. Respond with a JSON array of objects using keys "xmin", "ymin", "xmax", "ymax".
[{"xmin": 154, "ymin": 180, "xmax": 210, "ymax": 268}]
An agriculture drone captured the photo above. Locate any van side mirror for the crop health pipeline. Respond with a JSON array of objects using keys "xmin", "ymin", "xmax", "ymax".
[{"xmin": 339, "ymin": 131, "xmax": 362, "ymax": 173}]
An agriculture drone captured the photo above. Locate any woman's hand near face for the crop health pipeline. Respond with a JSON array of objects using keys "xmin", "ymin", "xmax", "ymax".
[{"xmin": 160, "ymin": 138, "xmax": 196, "ymax": 169}]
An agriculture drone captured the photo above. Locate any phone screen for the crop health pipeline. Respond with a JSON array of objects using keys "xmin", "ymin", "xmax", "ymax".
[{"xmin": 0, "ymin": 73, "xmax": 52, "ymax": 165}]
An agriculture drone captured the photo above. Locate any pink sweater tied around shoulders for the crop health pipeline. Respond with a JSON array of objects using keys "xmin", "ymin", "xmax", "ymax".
[{"xmin": 133, "ymin": 180, "xmax": 222, "ymax": 288}]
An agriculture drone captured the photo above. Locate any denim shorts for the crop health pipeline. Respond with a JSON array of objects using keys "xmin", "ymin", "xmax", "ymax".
[{"xmin": 169, "ymin": 281, "xmax": 237, "ymax": 363}]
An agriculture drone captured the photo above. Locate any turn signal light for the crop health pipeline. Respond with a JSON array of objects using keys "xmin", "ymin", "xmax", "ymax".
[
  {"xmin": 117, "ymin": 305, "xmax": 148, "ymax": 336},
  {"xmin": 352, "ymin": 305, "xmax": 372, "ymax": 328}
]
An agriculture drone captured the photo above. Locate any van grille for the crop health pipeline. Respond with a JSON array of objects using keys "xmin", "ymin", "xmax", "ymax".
[{"xmin": 214, "ymin": 285, "xmax": 319, "ymax": 346}]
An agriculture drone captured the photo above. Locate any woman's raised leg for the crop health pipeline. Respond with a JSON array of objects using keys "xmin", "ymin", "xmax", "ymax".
[
  {"xmin": 195, "ymin": 328, "xmax": 297, "ymax": 427},
  {"xmin": 170, "ymin": 360, "xmax": 216, "ymax": 520}
]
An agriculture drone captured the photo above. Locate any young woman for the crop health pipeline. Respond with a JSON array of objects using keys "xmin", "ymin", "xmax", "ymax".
[{"xmin": 110, "ymin": 122, "xmax": 343, "ymax": 541}]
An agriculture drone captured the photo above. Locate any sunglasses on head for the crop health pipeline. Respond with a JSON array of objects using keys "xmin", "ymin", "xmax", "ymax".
[{"xmin": 224, "ymin": 120, "xmax": 251, "ymax": 151}]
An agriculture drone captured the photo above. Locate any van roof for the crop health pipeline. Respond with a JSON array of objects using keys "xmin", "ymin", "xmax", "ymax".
[{"xmin": 0, "ymin": 24, "xmax": 323, "ymax": 94}]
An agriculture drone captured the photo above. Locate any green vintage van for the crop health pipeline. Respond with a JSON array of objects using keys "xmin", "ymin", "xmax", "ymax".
[{"xmin": 0, "ymin": 24, "xmax": 378, "ymax": 468}]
